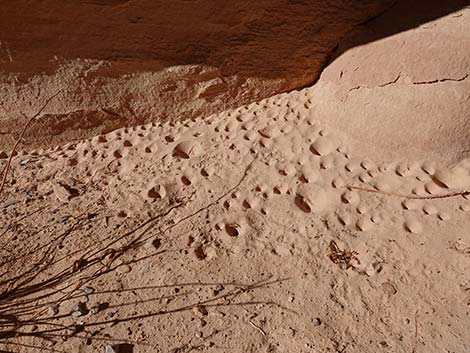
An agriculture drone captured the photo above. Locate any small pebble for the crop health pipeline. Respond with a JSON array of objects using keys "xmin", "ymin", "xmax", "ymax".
[
  {"xmin": 82, "ymin": 286, "xmax": 95, "ymax": 295},
  {"xmin": 280, "ymin": 163, "xmax": 296, "ymax": 177},
  {"xmin": 0, "ymin": 199, "xmax": 18, "ymax": 209},
  {"xmin": 341, "ymin": 190, "xmax": 359, "ymax": 204},
  {"xmin": 117, "ymin": 210, "xmax": 127, "ymax": 218},
  {"xmin": 416, "ymin": 173, "xmax": 430, "ymax": 182},
  {"xmin": 52, "ymin": 182, "xmax": 78, "ymax": 202},
  {"xmin": 371, "ymin": 212, "xmax": 382, "ymax": 224},
  {"xmin": 301, "ymin": 166, "xmax": 319, "ymax": 183},
  {"xmin": 356, "ymin": 204, "xmax": 368, "ymax": 215},
  {"xmin": 144, "ymin": 238, "xmax": 161, "ymax": 250},
  {"xmin": 361, "ymin": 160, "xmax": 375, "ymax": 171},
  {"xmin": 356, "ymin": 216, "xmax": 372, "ymax": 231},
  {"xmin": 320, "ymin": 155, "xmax": 336, "ymax": 169},
  {"xmin": 47, "ymin": 304, "xmax": 59, "ymax": 317},
  {"xmin": 198, "ymin": 319, "xmax": 207, "ymax": 328},
  {"xmin": 374, "ymin": 180, "xmax": 392, "ymax": 192},
  {"xmin": 312, "ymin": 318, "xmax": 322, "ymax": 327},
  {"xmin": 213, "ymin": 284, "xmax": 224, "ymax": 296},
  {"xmin": 438, "ymin": 212, "xmax": 451, "ymax": 221},
  {"xmin": 90, "ymin": 302, "xmax": 109, "ymax": 315},
  {"xmin": 67, "ymin": 324, "xmax": 84, "ymax": 336},
  {"xmin": 274, "ymin": 183, "xmax": 289, "ymax": 194},
  {"xmin": 338, "ymin": 213, "xmax": 353, "ymax": 226},
  {"xmin": 368, "ymin": 169, "xmax": 380, "ymax": 178},
  {"xmin": 395, "ymin": 164, "xmax": 411, "ymax": 177},
  {"xmin": 311, "ymin": 136, "xmax": 338, "ymax": 156},
  {"xmin": 405, "ymin": 218, "xmax": 423, "ymax": 234},
  {"xmin": 460, "ymin": 203, "xmax": 470, "ymax": 212},
  {"xmin": 424, "ymin": 181, "xmax": 442, "ymax": 195},
  {"xmin": 119, "ymin": 264, "xmax": 132, "ymax": 273},
  {"xmin": 359, "ymin": 172, "xmax": 371, "ymax": 183},
  {"xmin": 421, "ymin": 161, "xmax": 436, "ymax": 175},
  {"xmin": 423, "ymin": 204, "xmax": 438, "ymax": 215},
  {"xmin": 192, "ymin": 305, "xmax": 208, "ymax": 318},
  {"xmin": 402, "ymin": 199, "xmax": 421, "ymax": 210},
  {"xmin": 345, "ymin": 161, "xmax": 361, "ymax": 172},
  {"xmin": 412, "ymin": 185, "xmax": 426, "ymax": 196},
  {"xmin": 378, "ymin": 164, "xmax": 390, "ymax": 172},
  {"xmin": 71, "ymin": 302, "xmax": 88, "ymax": 317},
  {"xmin": 332, "ymin": 177, "xmax": 346, "ymax": 188}
]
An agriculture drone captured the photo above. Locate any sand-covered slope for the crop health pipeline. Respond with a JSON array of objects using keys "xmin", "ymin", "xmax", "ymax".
[
  {"xmin": 1, "ymin": 2, "xmax": 470, "ymax": 353},
  {"xmin": 1, "ymin": 85, "xmax": 470, "ymax": 353}
]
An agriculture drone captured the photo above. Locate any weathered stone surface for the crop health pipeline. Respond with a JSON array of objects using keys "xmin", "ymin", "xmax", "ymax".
[
  {"xmin": 305, "ymin": 1, "xmax": 470, "ymax": 163},
  {"xmin": 0, "ymin": 0, "xmax": 393, "ymax": 150}
]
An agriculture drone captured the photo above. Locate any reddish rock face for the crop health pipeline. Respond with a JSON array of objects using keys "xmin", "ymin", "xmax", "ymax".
[{"xmin": 0, "ymin": 0, "xmax": 393, "ymax": 149}]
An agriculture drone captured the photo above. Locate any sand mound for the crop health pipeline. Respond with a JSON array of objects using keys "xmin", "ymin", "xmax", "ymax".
[{"xmin": 1, "ymin": 81, "xmax": 470, "ymax": 352}]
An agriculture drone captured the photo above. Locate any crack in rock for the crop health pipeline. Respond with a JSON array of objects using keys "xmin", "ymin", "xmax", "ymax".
[
  {"xmin": 343, "ymin": 73, "xmax": 469, "ymax": 102},
  {"xmin": 413, "ymin": 74, "xmax": 469, "ymax": 85},
  {"xmin": 346, "ymin": 74, "xmax": 401, "ymax": 94},
  {"xmin": 346, "ymin": 73, "xmax": 468, "ymax": 94}
]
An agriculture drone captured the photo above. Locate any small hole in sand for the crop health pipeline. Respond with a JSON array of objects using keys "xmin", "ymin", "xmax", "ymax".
[
  {"xmin": 181, "ymin": 176, "xmax": 191, "ymax": 186},
  {"xmin": 194, "ymin": 245, "xmax": 206, "ymax": 260},
  {"xmin": 173, "ymin": 150, "xmax": 189, "ymax": 159},
  {"xmin": 147, "ymin": 188, "xmax": 160, "ymax": 199},
  {"xmin": 225, "ymin": 224, "xmax": 239, "ymax": 237},
  {"xmin": 295, "ymin": 195, "xmax": 311, "ymax": 213}
]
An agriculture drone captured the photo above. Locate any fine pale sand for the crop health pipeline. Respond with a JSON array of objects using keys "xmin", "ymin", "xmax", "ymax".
[{"xmin": 1, "ymin": 4, "xmax": 470, "ymax": 353}]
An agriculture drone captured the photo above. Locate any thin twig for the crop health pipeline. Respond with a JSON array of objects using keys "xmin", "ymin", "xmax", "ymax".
[
  {"xmin": 0, "ymin": 90, "xmax": 62, "ymax": 197},
  {"xmin": 248, "ymin": 320, "xmax": 266, "ymax": 336},
  {"xmin": 348, "ymin": 185, "xmax": 469, "ymax": 200},
  {"xmin": 412, "ymin": 310, "xmax": 419, "ymax": 353}
]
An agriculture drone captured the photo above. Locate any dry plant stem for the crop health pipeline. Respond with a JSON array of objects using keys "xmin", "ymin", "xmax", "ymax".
[
  {"xmin": 412, "ymin": 310, "xmax": 419, "ymax": 353},
  {"xmin": 0, "ymin": 90, "xmax": 62, "ymax": 197},
  {"xmin": 348, "ymin": 185, "xmax": 469, "ymax": 200},
  {"xmin": 248, "ymin": 320, "xmax": 266, "ymax": 336}
]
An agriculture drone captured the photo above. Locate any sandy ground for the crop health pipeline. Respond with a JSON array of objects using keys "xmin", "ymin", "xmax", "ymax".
[{"xmin": 1, "ymin": 3, "xmax": 470, "ymax": 353}]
